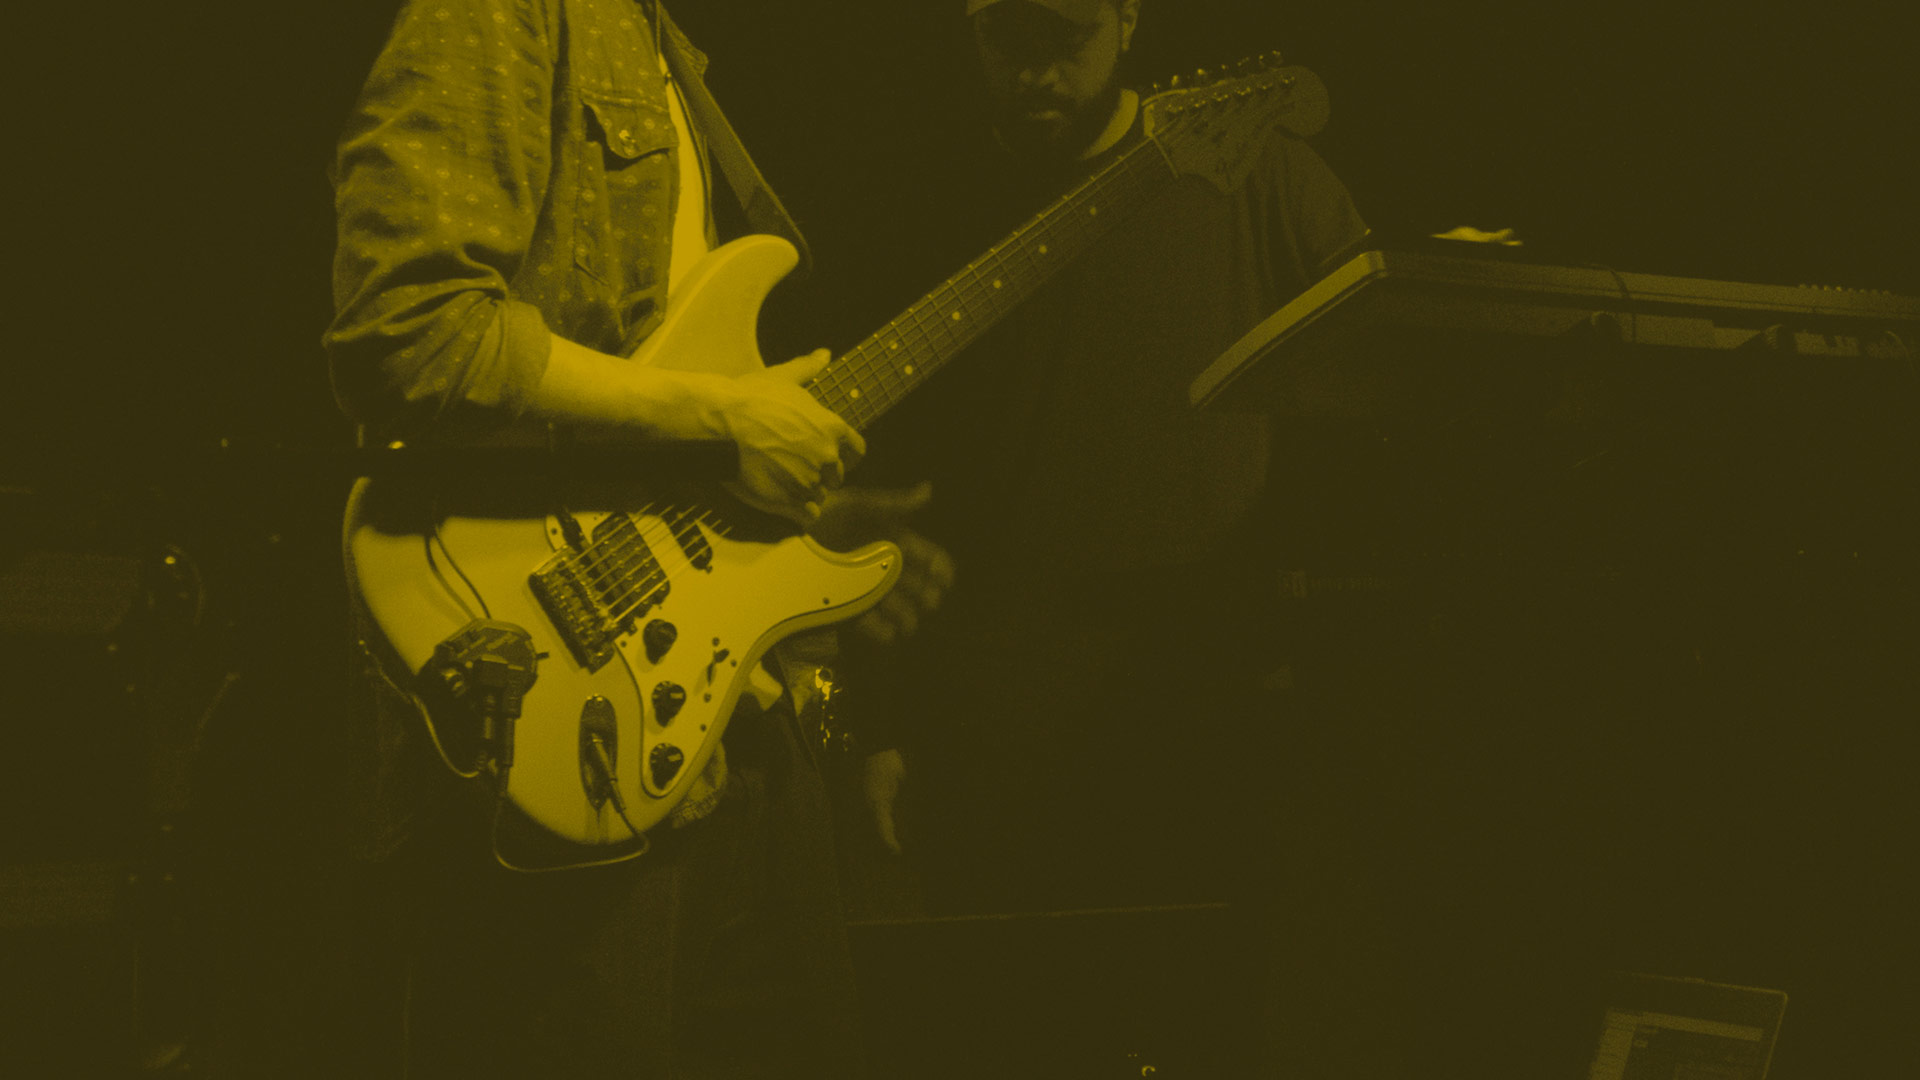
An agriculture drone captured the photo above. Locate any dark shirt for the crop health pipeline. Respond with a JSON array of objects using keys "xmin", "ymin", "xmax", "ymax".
[
  {"xmin": 865, "ymin": 101, "xmax": 1367, "ymax": 913},
  {"xmin": 899, "ymin": 111, "xmax": 1367, "ymax": 581}
]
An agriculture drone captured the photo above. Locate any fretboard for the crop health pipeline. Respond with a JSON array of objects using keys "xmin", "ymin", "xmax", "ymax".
[{"xmin": 806, "ymin": 137, "xmax": 1175, "ymax": 431}]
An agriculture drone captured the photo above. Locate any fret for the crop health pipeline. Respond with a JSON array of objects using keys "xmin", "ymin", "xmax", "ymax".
[
  {"xmin": 817, "ymin": 134, "xmax": 1181, "ymax": 431},
  {"xmin": 929, "ymin": 282, "xmax": 967, "ymax": 351}
]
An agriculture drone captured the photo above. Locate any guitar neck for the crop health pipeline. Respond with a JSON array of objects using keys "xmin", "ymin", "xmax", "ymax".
[{"xmin": 808, "ymin": 137, "xmax": 1175, "ymax": 431}]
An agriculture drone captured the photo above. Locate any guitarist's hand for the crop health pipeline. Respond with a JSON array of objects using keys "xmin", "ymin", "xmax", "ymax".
[
  {"xmin": 863, "ymin": 748, "xmax": 907, "ymax": 855},
  {"xmin": 811, "ymin": 482, "xmax": 955, "ymax": 644},
  {"xmin": 721, "ymin": 350, "xmax": 865, "ymax": 525}
]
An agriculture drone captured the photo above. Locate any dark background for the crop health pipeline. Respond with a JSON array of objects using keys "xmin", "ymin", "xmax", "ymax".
[{"xmin": 3, "ymin": 1, "xmax": 1915, "ymax": 1076}]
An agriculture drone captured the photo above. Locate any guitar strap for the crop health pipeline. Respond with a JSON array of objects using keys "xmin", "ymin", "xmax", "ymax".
[{"xmin": 654, "ymin": 2, "xmax": 815, "ymax": 279}]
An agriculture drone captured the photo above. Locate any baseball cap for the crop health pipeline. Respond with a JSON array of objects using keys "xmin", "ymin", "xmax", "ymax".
[{"xmin": 964, "ymin": 0, "xmax": 1107, "ymax": 25}]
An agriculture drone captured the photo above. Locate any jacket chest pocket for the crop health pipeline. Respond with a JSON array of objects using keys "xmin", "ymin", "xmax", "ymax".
[{"xmin": 574, "ymin": 91, "xmax": 676, "ymax": 290}]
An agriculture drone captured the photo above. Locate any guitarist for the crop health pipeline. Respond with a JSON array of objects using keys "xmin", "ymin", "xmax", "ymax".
[{"xmin": 323, "ymin": 1, "xmax": 875, "ymax": 1076}]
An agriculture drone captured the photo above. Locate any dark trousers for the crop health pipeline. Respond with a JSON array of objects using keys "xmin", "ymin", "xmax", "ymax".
[
  {"xmin": 398, "ymin": 699, "xmax": 865, "ymax": 1079},
  {"xmin": 901, "ymin": 565, "xmax": 1272, "ymax": 916}
]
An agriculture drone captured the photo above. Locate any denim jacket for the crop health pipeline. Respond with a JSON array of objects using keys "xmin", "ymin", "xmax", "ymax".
[
  {"xmin": 325, "ymin": 0, "xmax": 718, "ymax": 442},
  {"xmin": 324, "ymin": 0, "xmax": 734, "ymax": 859}
]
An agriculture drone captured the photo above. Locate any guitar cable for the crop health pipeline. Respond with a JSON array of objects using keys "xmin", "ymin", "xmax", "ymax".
[
  {"xmin": 490, "ymin": 799, "xmax": 649, "ymax": 874},
  {"xmin": 425, "ymin": 498, "xmax": 492, "ymax": 620},
  {"xmin": 479, "ymin": 732, "xmax": 649, "ymax": 873},
  {"xmin": 585, "ymin": 732, "xmax": 645, "ymax": 839},
  {"xmin": 356, "ymin": 634, "xmax": 482, "ymax": 781}
]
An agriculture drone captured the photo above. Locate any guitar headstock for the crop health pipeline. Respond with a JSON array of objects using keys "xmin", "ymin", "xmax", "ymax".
[{"xmin": 1143, "ymin": 53, "xmax": 1329, "ymax": 193}]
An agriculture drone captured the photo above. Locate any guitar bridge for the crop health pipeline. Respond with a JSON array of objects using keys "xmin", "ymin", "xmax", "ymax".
[
  {"xmin": 528, "ymin": 511, "xmax": 672, "ymax": 672},
  {"xmin": 529, "ymin": 551, "xmax": 618, "ymax": 670}
]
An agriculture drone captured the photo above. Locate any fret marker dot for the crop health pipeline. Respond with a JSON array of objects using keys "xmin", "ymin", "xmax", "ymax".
[
  {"xmin": 904, "ymin": 365, "xmax": 914, "ymax": 375},
  {"xmin": 888, "ymin": 340, "xmax": 899, "ymax": 350},
  {"xmin": 1039, "ymin": 245, "xmax": 1049, "ymax": 254},
  {"xmin": 993, "ymin": 280, "xmax": 1003, "ymax": 288},
  {"xmin": 1089, "ymin": 206, "xmax": 1098, "ymax": 216},
  {"xmin": 849, "ymin": 388, "xmax": 861, "ymax": 399},
  {"xmin": 951, "ymin": 312, "xmax": 962, "ymax": 321}
]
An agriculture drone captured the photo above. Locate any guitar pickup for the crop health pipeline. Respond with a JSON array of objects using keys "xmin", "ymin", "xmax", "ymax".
[{"xmin": 667, "ymin": 508, "xmax": 714, "ymax": 571}]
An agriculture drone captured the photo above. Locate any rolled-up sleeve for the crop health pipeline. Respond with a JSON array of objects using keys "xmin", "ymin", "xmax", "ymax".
[{"xmin": 324, "ymin": 0, "xmax": 559, "ymax": 439}]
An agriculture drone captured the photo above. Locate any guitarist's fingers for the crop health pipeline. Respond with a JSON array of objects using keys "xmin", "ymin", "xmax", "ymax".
[
  {"xmin": 874, "ymin": 804, "xmax": 901, "ymax": 856},
  {"xmin": 851, "ymin": 605, "xmax": 908, "ymax": 645},
  {"xmin": 856, "ymin": 480, "xmax": 933, "ymax": 519},
  {"xmin": 899, "ymin": 530, "xmax": 955, "ymax": 592},
  {"xmin": 837, "ymin": 426, "xmax": 867, "ymax": 471},
  {"xmin": 778, "ymin": 347, "xmax": 832, "ymax": 385},
  {"xmin": 772, "ymin": 348, "xmax": 863, "ymax": 469},
  {"xmin": 850, "ymin": 610, "xmax": 894, "ymax": 645},
  {"xmin": 891, "ymin": 595, "xmax": 921, "ymax": 638},
  {"xmin": 873, "ymin": 591, "xmax": 921, "ymax": 639},
  {"xmin": 863, "ymin": 749, "xmax": 906, "ymax": 856}
]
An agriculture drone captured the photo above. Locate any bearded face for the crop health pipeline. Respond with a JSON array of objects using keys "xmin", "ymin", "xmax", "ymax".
[{"xmin": 973, "ymin": 1, "xmax": 1133, "ymax": 162}]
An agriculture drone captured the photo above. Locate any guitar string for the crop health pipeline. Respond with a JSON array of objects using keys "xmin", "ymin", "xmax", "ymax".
[
  {"xmin": 588, "ymin": 506, "xmax": 738, "ymax": 627},
  {"xmin": 548, "ymin": 505, "xmax": 693, "ymax": 633},
  {"xmin": 597, "ymin": 507, "xmax": 722, "ymax": 623},
  {"xmin": 599, "ymin": 520, "xmax": 736, "ymax": 629},
  {"xmin": 570, "ymin": 503, "xmax": 721, "ymax": 605},
  {"xmin": 564, "ymin": 502, "xmax": 670, "ymax": 598}
]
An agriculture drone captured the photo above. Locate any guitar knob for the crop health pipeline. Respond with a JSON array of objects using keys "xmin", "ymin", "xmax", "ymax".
[
  {"xmin": 642, "ymin": 618, "xmax": 677, "ymax": 663},
  {"xmin": 652, "ymin": 681, "xmax": 686, "ymax": 724},
  {"xmin": 649, "ymin": 744, "xmax": 685, "ymax": 788}
]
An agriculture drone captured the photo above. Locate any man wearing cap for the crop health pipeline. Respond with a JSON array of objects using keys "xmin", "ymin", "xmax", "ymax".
[
  {"xmin": 841, "ymin": 5, "xmax": 1615, "ymax": 1076},
  {"xmin": 823, "ymin": 1, "xmax": 1374, "ymax": 1071},
  {"xmin": 858, "ymin": 0, "xmax": 1367, "ymax": 912}
]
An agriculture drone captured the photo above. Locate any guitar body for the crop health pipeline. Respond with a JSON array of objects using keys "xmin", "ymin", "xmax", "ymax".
[{"xmin": 345, "ymin": 235, "xmax": 901, "ymax": 846}]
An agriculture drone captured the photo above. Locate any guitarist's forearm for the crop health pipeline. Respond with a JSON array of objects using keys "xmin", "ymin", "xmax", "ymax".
[
  {"xmin": 328, "ymin": 304, "xmax": 736, "ymax": 447},
  {"xmin": 529, "ymin": 333, "xmax": 739, "ymax": 443}
]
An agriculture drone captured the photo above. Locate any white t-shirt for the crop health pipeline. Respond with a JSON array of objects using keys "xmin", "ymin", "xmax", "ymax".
[{"xmin": 661, "ymin": 55, "xmax": 711, "ymax": 299}]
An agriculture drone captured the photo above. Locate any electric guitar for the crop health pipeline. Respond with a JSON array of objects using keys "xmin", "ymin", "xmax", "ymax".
[{"xmin": 344, "ymin": 56, "xmax": 1329, "ymax": 856}]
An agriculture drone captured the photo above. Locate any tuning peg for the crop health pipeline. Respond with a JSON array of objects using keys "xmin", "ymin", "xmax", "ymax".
[
  {"xmin": 1267, "ymin": 50, "xmax": 1285, "ymax": 66},
  {"xmin": 1194, "ymin": 67, "xmax": 1212, "ymax": 85},
  {"xmin": 1168, "ymin": 73, "xmax": 1182, "ymax": 88}
]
